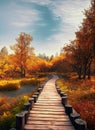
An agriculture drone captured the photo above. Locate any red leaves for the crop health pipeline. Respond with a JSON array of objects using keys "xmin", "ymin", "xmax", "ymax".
[{"xmin": 73, "ymin": 101, "xmax": 95, "ymax": 130}]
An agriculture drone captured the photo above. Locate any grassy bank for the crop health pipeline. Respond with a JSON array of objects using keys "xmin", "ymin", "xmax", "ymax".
[
  {"xmin": 0, "ymin": 80, "xmax": 20, "ymax": 91},
  {"xmin": 0, "ymin": 94, "xmax": 32, "ymax": 130},
  {"xmin": 0, "ymin": 74, "xmax": 47, "ymax": 91},
  {"xmin": 57, "ymin": 73, "xmax": 95, "ymax": 130},
  {"xmin": 0, "ymin": 75, "xmax": 48, "ymax": 130}
]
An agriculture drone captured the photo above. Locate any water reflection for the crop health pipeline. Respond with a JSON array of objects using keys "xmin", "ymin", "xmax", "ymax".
[{"xmin": 0, "ymin": 85, "xmax": 37, "ymax": 98}]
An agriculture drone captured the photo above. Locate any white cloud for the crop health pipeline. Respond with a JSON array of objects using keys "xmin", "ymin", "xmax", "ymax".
[
  {"xmin": 32, "ymin": 0, "xmax": 91, "ymax": 55},
  {"xmin": 22, "ymin": 0, "xmax": 90, "ymax": 52},
  {"xmin": 0, "ymin": 0, "xmax": 91, "ymax": 56},
  {"xmin": 22, "ymin": 0, "xmax": 51, "ymax": 6},
  {"xmin": 23, "ymin": 0, "xmax": 90, "ymax": 29},
  {"xmin": 45, "ymin": 0, "xmax": 91, "ymax": 54},
  {"xmin": 33, "ymin": 41, "xmax": 62, "ymax": 56},
  {"xmin": 12, "ymin": 22, "xmax": 28, "ymax": 27},
  {"xmin": 51, "ymin": 0, "xmax": 90, "ymax": 27},
  {"xmin": 11, "ymin": 9, "xmax": 41, "ymax": 28}
]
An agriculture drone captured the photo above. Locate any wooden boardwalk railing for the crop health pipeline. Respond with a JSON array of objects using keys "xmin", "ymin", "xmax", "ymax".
[
  {"xmin": 24, "ymin": 75, "xmax": 75, "ymax": 130},
  {"xmin": 11, "ymin": 75, "xmax": 87, "ymax": 130}
]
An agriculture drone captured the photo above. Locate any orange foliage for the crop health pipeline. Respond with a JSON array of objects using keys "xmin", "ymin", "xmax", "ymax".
[
  {"xmin": 73, "ymin": 101, "xmax": 95, "ymax": 130},
  {"xmin": 58, "ymin": 73, "xmax": 95, "ymax": 130},
  {"xmin": 51, "ymin": 54, "xmax": 72, "ymax": 72}
]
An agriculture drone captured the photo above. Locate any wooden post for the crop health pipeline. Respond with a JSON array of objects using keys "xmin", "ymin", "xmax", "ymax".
[
  {"xmin": 29, "ymin": 98, "xmax": 34, "ymax": 109},
  {"xmin": 32, "ymin": 94, "xmax": 38, "ymax": 103},
  {"xmin": 37, "ymin": 88, "xmax": 42, "ymax": 93},
  {"xmin": 62, "ymin": 96, "xmax": 67, "ymax": 106},
  {"xmin": 55, "ymin": 82, "xmax": 57, "ymax": 86},
  {"xmin": 65, "ymin": 105, "xmax": 73, "ymax": 116},
  {"xmin": 41, "ymin": 83, "xmax": 45, "ymax": 88},
  {"xmin": 60, "ymin": 92, "xmax": 65, "ymax": 97},
  {"xmin": 16, "ymin": 113, "xmax": 25, "ymax": 130},
  {"xmin": 24, "ymin": 102, "xmax": 31, "ymax": 111},
  {"xmin": 57, "ymin": 88, "xmax": 61, "ymax": 94},
  {"xmin": 75, "ymin": 118, "xmax": 87, "ymax": 130},
  {"xmin": 63, "ymin": 93, "xmax": 67, "ymax": 97},
  {"xmin": 22, "ymin": 111, "xmax": 29, "ymax": 124},
  {"xmin": 56, "ymin": 86, "xmax": 59, "ymax": 89},
  {"xmin": 29, "ymin": 97, "xmax": 34, "ymax": 109},
  {"xmin": 70, "ymin": 113, "xmax": 80, "ymax": 126},
  {"xmin": 35, "ymin": 92, "xmax": 40, "ymax": 97},
  {"xmin": 60, "ymin": 92, "xmax": 67, "ymax": 97}
]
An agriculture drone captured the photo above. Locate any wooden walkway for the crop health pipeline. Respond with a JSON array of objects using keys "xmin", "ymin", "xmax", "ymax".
[{"xmin": 24, "ymin": 75, "xmax": 75, "ymax": 130}]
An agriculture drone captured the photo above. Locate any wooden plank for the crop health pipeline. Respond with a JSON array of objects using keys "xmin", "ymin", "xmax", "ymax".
[
  {"xmin": 35, "ymin": 103, "xmax": 61, "ymax": 107},
  {"xmin": 30, "ymin": 110, "xmax": 65, "ymax": 115},
  {"xmin": 29, "ymin": 114, "xmax": 68, "ymax": 118},
  {"xmin": 24, "ymin": 125, "xmax": 75, "ymax": 130},
  {"xmin": 24, "ymin": 75, "xmax": 75, "ymax": 130},
  {"xmin": 30, "ymin": 111, "xmax": 65, "ymax": 115},
  {"xmin": 28, "ymin": 117, "xmax": 70, "ymax": 121},
  {"xmin": 37, "ymin": 100, "xmax": 61, "ymax": 102},
  {"xmin": 37, "ymin": 97, "xmax": 59, "ymax": 99},
  {"xmin": 38, "ymin": 98, "xmax": 60, "ymax": 100},
  {"xmin": 34, "ymin": 103, "xmax": 63, "ymax": 106},
  {"xmin": 33, "ymin": 106, "xmax": 64, "ymax": 109},
  {"xmin": 35, "ymin": 102, "xmax": 61, "ymax": 104},
  {"xmin": 32, "ymin": 108, "xmax": 65, "ymax": 112},
  {"xmin": 27, "ymin": 120, "xmax": 72, "ymax": 126}
]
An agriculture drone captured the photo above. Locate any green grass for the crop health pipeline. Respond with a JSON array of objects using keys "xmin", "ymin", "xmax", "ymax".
[{"xmin": 0, "ymin": 95, "xmax": 29, "ymax": 130}]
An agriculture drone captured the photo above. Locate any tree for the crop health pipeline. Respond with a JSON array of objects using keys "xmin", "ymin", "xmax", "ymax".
[
  {"xmin": 10, "ymin": 32, "xmax": 34, "ymax": 78},
  {"xmin": 62, "ymin": 0, "xmax": 95, "ymax": 79},
  {"xmin": 63, "ymin": 40, "xmax": 83, "ymax": 79},
  {"xmin": 1, "ymin": 46, "xmax": 8, "ymax": 56},
  {"xmin": 75, "ymin": 26, "xmax": 93, "ymax": 79},
  {"xmin": 38, "ymin": 53, "xmax": 50, "ymax": 61},
  {"xmin": 75, "ymin": 0, "xmax": 95, "ymax": 79},
  {"xmin": 0, "ymin": 47, "xmax": 9, "ymax": 78},
  {"xmin": 84, "ymin": 0, "xmax": 95, "ymax": 56}
]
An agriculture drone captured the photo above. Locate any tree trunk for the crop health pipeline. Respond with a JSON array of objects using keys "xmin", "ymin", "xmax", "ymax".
[
  {"xmin": 88, "ymin": 67, "xmax": 91, "ymax": 79},
  {"xmin": 93, "ymin": 40, "xmax": 95, "ymax": 56},
  {"xmin": 20, "ymin": 65, "xmax": 24, "ymax": 78},
  {"xmin": 83, "ymin": 64, "xmax": 87, "ymax": 79},
  {"xmin": 23, "ymin": 69, "xmax": 26, "ymax": 78},
  {"xmin": 78, "ymin": 67, "xmax": 82, "ymax": 79},
  {"xmin": 87, "ymin": 62, "xmax": 92, "ymax": 80}
]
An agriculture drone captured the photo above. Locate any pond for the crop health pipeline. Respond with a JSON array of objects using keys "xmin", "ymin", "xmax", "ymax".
[{"xmin": 0, "ymin": 84, "xmax": 37, "ymax": 98}]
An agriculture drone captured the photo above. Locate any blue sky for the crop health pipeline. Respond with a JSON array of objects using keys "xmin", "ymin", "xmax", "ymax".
[{"xmin": 0, "ymin": 0, "xmax": 90, "ymax": 56}]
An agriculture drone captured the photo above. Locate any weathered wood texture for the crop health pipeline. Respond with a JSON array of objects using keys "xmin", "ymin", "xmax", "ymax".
[{"xmin": 24, "ymin": 75, "xmax": 75, "ymax": 130}]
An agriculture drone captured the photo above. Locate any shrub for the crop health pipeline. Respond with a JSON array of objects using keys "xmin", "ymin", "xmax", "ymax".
[
  {"xmin": 57, "ymin": 76, "xmax": 95, "ymax": 130},
  {"xmin": 73, "ymin": 101, "xmax": 95, "ymax": 130},
  {"xmin": 0, "ymin": 80, "xmax": 20, "ymax": 91},
  {"xmin": 0, "ymin": 112, "xmax": 15, "ymax": 130},
  {"xmin": 0, "ymin": 76, "xmax": 47, "ymax": 129},
  {"xmin": 20, "ymin": 78, "xmax": 40, "ymax": 86},
  {"xmin": 0, "ymin": 76, "xmax": 47, "ymax": 91},
  {"xmin": 0, "ymin": 96, "xmax": 30, "ymax": 130}
]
